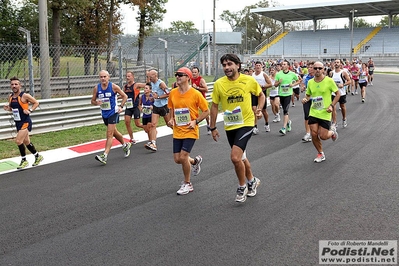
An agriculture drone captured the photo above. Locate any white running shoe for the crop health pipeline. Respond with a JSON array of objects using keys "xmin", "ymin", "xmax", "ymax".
[
  {"xmin": 302, "ymin": 133, "xmax": 312, "ymax": 142},
  {"xmin": 314, "ymin": 152, "xmax": 326, "ymax": 163},
  {"xmin": 177, "ymin": 182, "xmax": 193, "ymax": 195},
  {"xmin": 123, "ymin": 142, "xmax": 132, "ymax": 157},
  {"xmin": 253, "ymin": 127, "xmax": 259, "ymax": 135},
  {"xmin": 191, "ymin": 155, "xmax": 203, "ymax": 176},
  {"xmin": 247, "ymin": 177, "xmax": 260, "ymax": 197},
  {"xmin": 264, "ymin": 124, "xmax": 270, "ymax": 132},
  {"xmin": 235, "ymin": 186, "xmax": 248, "ymax": 203},
  {"xmin": 331, "ymin": 126, "xmax": 338, "ymax": 141}
]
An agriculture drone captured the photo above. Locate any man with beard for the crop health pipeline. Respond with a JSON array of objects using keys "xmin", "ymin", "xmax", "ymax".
[{"xmin": 210, "ymin": 54, "xmax": 265, "ymax": 203}]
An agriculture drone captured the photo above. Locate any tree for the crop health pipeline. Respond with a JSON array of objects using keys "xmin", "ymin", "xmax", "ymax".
[
  {"xmin": 344, "ymin": 18, "xmax": 374, "ymax": 29},
  {"xmin": 76, "ymin": 0, "xmax": 123, "ymax": 75},
  {"xmin": 131, "ymin": 0, "xmax": 167, "ymax": 65},
  {"xmin": 220, "ymin": 0, "xmax": 281, "ymax": 53},
  {"xmin": 377, "ymin": 15, "xmax": 399, "ymax": 27},
  {"xmin": 48, "ymin": 0, "xmax": 91, "ymax": 76},
  {"xmin": 168, "ymin": 21, "xmax": 198, "ymax": 35}
]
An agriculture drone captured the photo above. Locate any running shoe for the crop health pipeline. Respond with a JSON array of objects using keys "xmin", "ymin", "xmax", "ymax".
[
  {"xmin": 130, "ymin": 139, "xmax": 137, "ymax": 144},
  {"xmin": 264, "ymin": 124, "xmax": 270, "ymax": 132},
  {"xmin": 355, "ymin": 91, "xmax": 358, "ymax": 95},
  {"xmin": 147, "ymin": 143, "xmax": 157, "ymax": 151},
  {"xmin": 253, "ymin": 127, "xmax": 259, "ymax": 135},
  {"xmin": 17, "ymin": 159, "xmax": 29, "ymax": 169},
  {"xmin": 302, "ymin": 133, "xmax": 312, "ymax": 142},
  {"xmin": 314, "ymin": 152, "xmax": 326, "ymax": 163},
  {"xmin": 177, "ymin": 182, "xmax": 193, "ymax": 195},
  {"xmin": 370, "ymin": 82, "xmax": 373, "ymax": 86},
  {"xmin": 331, "ymin": 126, "xmax": 338, "ymax": 141},
  {"xmin": 95, "ymin": 154, "xmax": 107, "ymax": 165},
  {"xmin": 235, "ymin": 186, "xmax": 248, "ymax": 203},
  {"xmin": 342, "ymin": 119, "xmax": 348, "ymax": 128},
  {"xmin": 362, "ymin": 98, "xmax": 365, "ymax": 103},
  {"xmin": 123, "ymin": 142, "xmax": 132, "ymax": 157},
  {"xmin": 32, "ymin": 155, "xmax": 44, "ymax": 166},
  {"xmin": 351, "ymin": 92, "xmax": 354, "ymax": 96},
  {"xmin": 279, "ymin": 127, "xmax": 286, "ymax": 135},
  {"xmin": 272, "ymin": 114, "xmax": 280, "ymax": 123},
  {"xmin": 247, "ymin": 177, "xmax": 260, "ymax": 197},
  {"xmin": 287, "ymin": 120, "xmax": 292, "ymax": 132},
  {"xmin": 207, "ymin": 126, "xmax": 211, "ymax": 135},
  {"xmin": 191, "ymin": 155, "xmax": 203, "ymax": 176}
]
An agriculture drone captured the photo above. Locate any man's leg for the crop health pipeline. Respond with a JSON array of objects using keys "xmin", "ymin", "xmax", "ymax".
[{"xmin": 231, "ymin": 145, "xmax": 246, "ymax": 186}]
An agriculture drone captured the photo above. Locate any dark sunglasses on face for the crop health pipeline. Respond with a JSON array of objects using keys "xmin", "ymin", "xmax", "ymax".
[
  {"xmin": 175, "ymin": 72, "xmax": 187, "ymax": 77},
  {"xmin": 313, "ymin": 67, "xmax": 323, "ymax": 70}
]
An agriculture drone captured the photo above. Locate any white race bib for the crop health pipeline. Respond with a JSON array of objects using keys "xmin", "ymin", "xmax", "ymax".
[
  {"xmin": 100, "ymin": 98, "xmax": 111, "ymax": 110},
  {"xmin": 174, "ymin": 108, "xmax": 191, "ymax": 126},
  {"xmin": 142, "ymin": 105, "xmax": 152, "ymax": 115},
  {"xmin": 311, "ymin": 96, "xmax": 324, "ymax": 110},
  {"xmin": 223, "ymin": 106, "xmax": 244, "ymax": 126},
  {"xmin": 12, "ymin": 108, "xmax": 21, "ymax": 121},
  {"xmin": 126, "ymin": 98, "xmax": 133, "ymax": 108}
]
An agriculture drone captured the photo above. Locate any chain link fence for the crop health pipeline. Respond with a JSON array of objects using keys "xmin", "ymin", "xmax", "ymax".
[{"xmin": 0, "ymin": 33, "xmax": 229, "ymax": 101}]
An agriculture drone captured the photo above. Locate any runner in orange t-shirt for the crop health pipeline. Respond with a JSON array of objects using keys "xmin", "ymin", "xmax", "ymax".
[{"xmin": 167, "ymin": 67, "xmax": 209, "ymax": 195}]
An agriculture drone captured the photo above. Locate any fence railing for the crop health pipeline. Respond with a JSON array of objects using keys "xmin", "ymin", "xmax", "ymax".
[{"xmin": 0, "ymin": 83, "xmax": 214, "ymax": 140}]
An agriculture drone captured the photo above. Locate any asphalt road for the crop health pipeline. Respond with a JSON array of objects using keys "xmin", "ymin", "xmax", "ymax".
[{"xmin": 0, "ymin": 74, "xmax": 398, "ymax": 266}]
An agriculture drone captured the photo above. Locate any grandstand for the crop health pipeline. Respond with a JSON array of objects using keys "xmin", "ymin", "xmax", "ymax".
[
  {"xmin": 255, "ymin": 27, "xmax": 399, "ymax": 64},
  {"xmin": 250, "ymin": 0, "xmax": 399, "ymax": 66}
]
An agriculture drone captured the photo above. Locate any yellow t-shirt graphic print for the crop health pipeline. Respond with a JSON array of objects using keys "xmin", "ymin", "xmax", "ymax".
[{"xmin": 212, "ymin": 74, "xmax": 262, "ymax": 131}]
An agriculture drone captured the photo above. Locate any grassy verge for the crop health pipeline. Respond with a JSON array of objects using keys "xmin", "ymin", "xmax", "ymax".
[{"xmin": 0, "ymin": 122, "xmax": 156, "ymax": 160}]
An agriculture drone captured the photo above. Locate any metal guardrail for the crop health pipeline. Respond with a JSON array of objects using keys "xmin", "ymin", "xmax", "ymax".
[{"xmin": 0, "ymin": 83, "xmax": 214, "ymax": 140}]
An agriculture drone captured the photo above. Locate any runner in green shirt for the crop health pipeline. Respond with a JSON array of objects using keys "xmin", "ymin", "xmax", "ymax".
[
  {"xmin": 274, "ymin": 60, "xmax": 300, "ymax": 135},
  {"xmin": 301, "ymin": 61, "xmax": 340, "ymax": 163}
]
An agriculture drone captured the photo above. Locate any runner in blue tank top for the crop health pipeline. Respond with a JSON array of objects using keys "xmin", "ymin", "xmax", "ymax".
[{"xmin": 91, "ymin": 70, "xmax": 132, "ymax": 165}]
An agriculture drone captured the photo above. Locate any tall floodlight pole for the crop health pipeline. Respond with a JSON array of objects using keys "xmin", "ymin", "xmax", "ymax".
[
  {"xmin": 213, "ymin": 0, "xmax": 216, "ymax": 77},
  {"xmin": 18, "ymin": 27, "xmax": 35, "ymax": 97},
  {"xmin": 38, "ymin": 0, "xmax": 51, "ymax": 99},
  {"xmin": 158, "ymin": 38, "xmax": 168, "ymax": 86},
  {"xmin": 349, "ymin": 9, "xmax": 357, "ymax": 63}
]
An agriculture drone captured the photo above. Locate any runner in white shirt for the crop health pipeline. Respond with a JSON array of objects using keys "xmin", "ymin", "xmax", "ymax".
[
  {"xmin": 268, "ymin": 66, "xmax": 281, "ymax": 123},
  {"xmin": 330, "ymin": 59, "xmax": 351, "ymax": 128},
  {"xmin": 252, "ymin": 61, "xmax": 272, "ymax": 132}
]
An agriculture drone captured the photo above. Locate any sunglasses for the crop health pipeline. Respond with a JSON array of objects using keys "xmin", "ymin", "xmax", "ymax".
[
  {"xmin": 313, "ymin": 67, "xmax": 324, "ymax": 70},
  {"xmin": 175, "ymin": 73, "xmax": 187, "ymax": 77}
]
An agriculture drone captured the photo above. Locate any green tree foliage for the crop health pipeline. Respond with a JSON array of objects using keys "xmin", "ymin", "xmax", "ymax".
[
  {"xmin": 0, "ymin": 0, "xmax": 24, "ymax": 43},
  {"xmin": 377, "ymin": 15, "xmax": 399, "ymax": 27},
  {"xmin": 219, "ymin": 0, "xmax": 281, "ymax": 53},
  {"xmin": 168, "ymin": 20, "xmax": 199, "ymax": 35},
  {"xmin": 132, "ymin": 0, "xmax": 167, "ymax": 65}
]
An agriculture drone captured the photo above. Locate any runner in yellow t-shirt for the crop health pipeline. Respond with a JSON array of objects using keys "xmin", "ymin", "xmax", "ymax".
[{"xmin": 210, "ymin": 54, "xmax": 265, "ymax": 203}]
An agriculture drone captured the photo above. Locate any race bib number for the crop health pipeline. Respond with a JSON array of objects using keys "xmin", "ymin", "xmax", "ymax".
[
  {"xmin": 174, "ymin": 108, "xmax": 191, "ymax": 126},
  {"xmin": 360, "ymin": 75, "xmax": 366, "ymax": 80},
  {"xmin": 223, "ymin": 106, "xmax": 244, "ymax": 126},
  {"xmin": 142, "ymin": 105, "xmax": 152, "ymax": 115},
  {"xmin": 12, "ymin": 108, "xmax": 21, "ymax": 121},
  {"xmin": 280, "ymin": 84, "xmax": 290, "ymax": 93},
  {"xmin": 126, "ymin": 98, "xmax": 133, "ymax": 108},
  {"xmin": 369, "ymin": 67, "xmax": 374, "ymax": 71},
  {"xmin": 311, "ymin": 96, "xmax": 324, "ymax": 110},
  {"xmin": 100, "ymin": 98, "xmax": 111, "ymax": 110}
]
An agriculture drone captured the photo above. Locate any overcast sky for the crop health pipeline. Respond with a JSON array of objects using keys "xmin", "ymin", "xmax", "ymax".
[{"xmin": 120, "ymin": 0, "xmax": 382, "ymax": 35}]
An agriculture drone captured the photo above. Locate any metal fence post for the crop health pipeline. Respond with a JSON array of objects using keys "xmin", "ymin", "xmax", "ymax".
[
  {"xmin": 118, "ymin": 39, "xmax": 123, "ymax": 87},
  {"xmin": 18, "ymin": 27, "xmax": 35, "ymax": 97}
]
